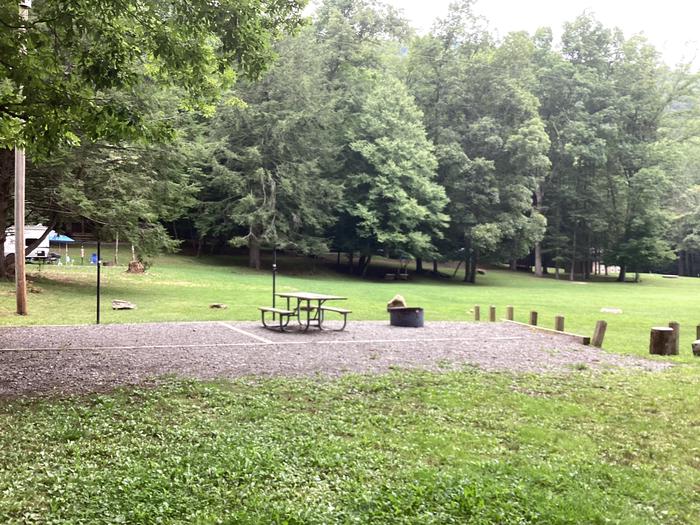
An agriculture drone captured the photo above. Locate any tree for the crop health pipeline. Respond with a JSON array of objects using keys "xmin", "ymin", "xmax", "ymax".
[
  {"xmin": 0, "ymin": 0, "xmax": 306, "ymax": 277},
  {"xmin": 197, "ymin": 30, "xmax": 340, "ymax": 269},
  {"xmin": 406, "ymin": 3, "xmax": 548, "ymax": 282},
  {"xmin": 337, "ymin": 71, "xmax": 448, "ymax": 275}
]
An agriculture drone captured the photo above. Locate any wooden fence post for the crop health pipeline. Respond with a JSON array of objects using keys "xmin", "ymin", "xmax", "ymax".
[
  {"xmin": 650, "ymin": 327, "xmax": 675, "ymax": 355},
  {"xmin": 668, "ymin": 321, "xmax": 680, "ymax": 355},
  {"xmin": 474, "ymin": 305, "xmax": 480, "ymax": 321},
  {"xmin": 529, "ymin": 311, "xmax": 538, "ymax": 326},
  {"xmin": 506, "ymin": 306, "xmax": 514, "ymax": 321},
  {"xmin": 554, "ymin": 315, "xmax": 565, "ymax": 332},
  {"xmin": 592, "ymin": 320, "xmax": 607, "ymax": 348},
  {"xmin": 489, "ymin": 305, "xmax": 496, "ymax": 322}
]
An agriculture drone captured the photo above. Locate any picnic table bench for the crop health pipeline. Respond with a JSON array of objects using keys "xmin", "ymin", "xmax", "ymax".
[{"xmin": 259, "ymin": 292, "xmax": 351, "ymax": 331}]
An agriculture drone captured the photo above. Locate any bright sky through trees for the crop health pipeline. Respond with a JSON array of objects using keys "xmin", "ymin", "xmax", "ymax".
[{"xmin": 307, "ymin": 0, "xmax": 699, "ymax": 68}]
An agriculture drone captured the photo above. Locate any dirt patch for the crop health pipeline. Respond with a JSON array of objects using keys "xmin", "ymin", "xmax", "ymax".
[{"xmin": 0, "ymin": 321, "xmax": 671, "ymax": 399}]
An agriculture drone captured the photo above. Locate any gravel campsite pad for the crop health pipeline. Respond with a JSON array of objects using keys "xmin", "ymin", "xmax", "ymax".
[{"xmin": 0, "ymin": 321, "xmax": 670, "ymax": 398}]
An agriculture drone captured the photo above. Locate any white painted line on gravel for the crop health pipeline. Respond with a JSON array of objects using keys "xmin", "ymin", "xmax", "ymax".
[
  {"xmin": 0, "ymin": 337, "xmax": 528, "ymax": 353},
  {"xmin": 219, "ymin": 322, "xmax": 274, "ymax": 344}
]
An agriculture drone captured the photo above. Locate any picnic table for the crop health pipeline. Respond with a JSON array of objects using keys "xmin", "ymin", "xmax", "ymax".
[{"xmin": 259, "ymin": 292, "xmax": 351, "ymax": 331}]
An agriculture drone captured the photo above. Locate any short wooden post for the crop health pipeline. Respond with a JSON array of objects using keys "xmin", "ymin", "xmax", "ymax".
[
  {"xmin": 692, "ymin": 340, "xmax": 700, "ymax": 356},
  {"xmin": 650, "ymin": 327, "xmax": 675, "ymax": 355},
  {"xmin": 474, "ymin": 305, "xmax": 480, "ymax": 321},
  {"xmin": 696, "ymin": 324, "xmax": 700, "ymax": 341},
  {"xmin": 506, "ymin": 305, "xmax": 514, "ymax": 321},
  {"xmin": 489, "ymin": 305, "xmax": 496, "ymax": 322},
  {"xmin": 554, "ymin": 315, "xmax": 565, "ymax": 332},
  {"xmin": 668, "ymin": 321, "xmax": 680, "ymax": 355},
  {"xmin": 592, "ymin": 320, "xmax": 607, "ymax": 348},
  {"xmin": 529, "ymin": 311, "xmax": 538, "ymax": 326}
]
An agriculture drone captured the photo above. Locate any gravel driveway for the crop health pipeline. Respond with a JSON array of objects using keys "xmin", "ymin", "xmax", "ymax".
[{"xmin": 0, "ymin": 321, "xmax": 670, "ymax": 398}]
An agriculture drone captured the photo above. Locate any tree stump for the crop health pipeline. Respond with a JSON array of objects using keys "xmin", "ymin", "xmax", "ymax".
[
  {"xmin": 692, "ymin": 340, "xmax": 700, "ymax": 357},
  {"xmin": 127, "ymin": 260, "xmax": 145, "ymax": 274},
  {"xmin": 649, "ymin": 327, "xmax": 675, "ymax": 356}
]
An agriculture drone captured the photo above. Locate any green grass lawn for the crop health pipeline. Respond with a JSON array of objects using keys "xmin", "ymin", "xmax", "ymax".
[
  {"xmin": 2, "ymin": 253, "xmax": 700, "ymax": 523},
  {"xmin": 1, "ymin": 369, "xmax": 699, "ymax": 524},
  {"xmin": 1, "ymin": 251, "xmax": 699, "ymax": 359}
]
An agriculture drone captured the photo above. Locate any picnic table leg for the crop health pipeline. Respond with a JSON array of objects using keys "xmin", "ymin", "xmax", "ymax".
[{"xmin": 318, "ymin": 300, "xmax": 325, "ymax": 330}]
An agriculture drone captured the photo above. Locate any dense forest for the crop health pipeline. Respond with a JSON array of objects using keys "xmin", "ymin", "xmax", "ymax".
[{"xmin": 2, "ymin": 0, "xmax": 699, "ymax": 282}]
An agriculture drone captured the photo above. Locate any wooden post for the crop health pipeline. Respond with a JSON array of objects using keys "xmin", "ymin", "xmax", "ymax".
[
  {"xmin": 474, "ymin": 305, "xmax": 480, "ymax": 321},
  {"xmin": 554, "ymin": 315, "xmax": 565, "ymax": 332},
  {"xmin": 696, "ymin": 324, "xmax": 700, "ymax": 341},
  {"xmin": 692, "ymin": 340, "xmax": 700, "ymax": 357},
  {"xmin": 529, "ymin": 311, "xmax": 538, "ymax": 326},
  {"xmin": 489, "ymin": 305, "xmax": 496, "ymax": 322},
  {"xmin": 650, "ymin": 327, "xmax": 675, "ymax": 355},
  {"xmin": 506, "ymin": 305, "xmax": 514, "ymax": 321},
  {"xmin": 668, "ymin": 322, "xmax": 680, "ymax": 355},
  {"xmin": 592, "ymin": 320, "xmax": 607, "ymax": 348}
]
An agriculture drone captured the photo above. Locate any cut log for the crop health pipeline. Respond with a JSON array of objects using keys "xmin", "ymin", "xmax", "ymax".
[
  {"xmin": 112, "ymin": 300, "xmax": 137, "ymax": 310},
  {"xmin": 649, "ymin": 327, "xmax": 675, "ymax": 356},
  {"xmin": 668, "ymin": 321, "xmax": 680, "ymax": 355},
  {"xmin": 127, "ymin": 260, "xmax": 145, "ymax": 274}
]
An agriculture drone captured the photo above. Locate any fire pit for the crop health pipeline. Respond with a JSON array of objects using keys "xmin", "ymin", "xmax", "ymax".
[{"xmin": 388, "ymin": 307, "xmax": 424, "ymax": 328}]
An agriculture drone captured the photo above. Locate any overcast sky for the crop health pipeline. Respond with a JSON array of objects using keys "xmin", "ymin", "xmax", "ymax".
[{"xmin": 307, "ymin": 0, "xmax": 699, "ymax": 68}]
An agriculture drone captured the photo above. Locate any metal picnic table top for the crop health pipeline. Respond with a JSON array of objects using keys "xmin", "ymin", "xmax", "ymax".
[{"xmin": 275, "ymin": 292, "xmax": 347, "ymax": 301}]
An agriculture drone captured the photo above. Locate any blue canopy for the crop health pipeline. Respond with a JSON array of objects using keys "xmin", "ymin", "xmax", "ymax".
[{"xmin": 49, "ymin": 234, "xmax": 75, "ymax": 243}]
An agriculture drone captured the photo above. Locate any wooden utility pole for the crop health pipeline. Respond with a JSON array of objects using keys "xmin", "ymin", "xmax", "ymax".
[{"xmin": 14, "ymin": 0, "xmax": 31, "ymax": 316}]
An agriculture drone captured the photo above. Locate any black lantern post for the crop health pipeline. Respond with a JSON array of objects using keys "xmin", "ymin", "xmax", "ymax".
[{"xmin": 272, "ymin": 246, "xmax": 277, "ymax": 319}]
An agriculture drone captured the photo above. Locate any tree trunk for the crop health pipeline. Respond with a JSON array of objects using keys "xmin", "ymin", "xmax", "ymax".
[
  {"xmin": 569, "ymin": 229, "xmax": 577, "ymax": 281},
  {"xmin": 432, "ymin": 260, "xmax": 438, "ymax": 273},
  {"xmin": 248, "ymin": 237, "xmax": 261, "ymax": 270},
  {"xmin": 678, "ymin": 250, "xmax": 685, "ymax": 276},
  {"xmin": 24, "ymin": 216, "xmax": 58, "ymax": 255},
  {"xmin": 415, "ymin": 258, "xmax": 423, "ymax": 273},
  {"xmin": 617, "ymin": 265, "xmax": 626, "ymax": 282},
  {"xmin": 534, "ymin": 242, "xmax": 543, "ymax": 277},
  {"xmin": 534, "ymin": 184, "xmax": 544, "ymax": 277},
  {"xmin": 463, "ymin": 237, "xmax": 472, "ymax": 283},
  {"xmin": 509, "ymin": 259, "xmax": 517, "ymax": 271},
  {"xmin": 361, "ymin": 254, "xmax": 372, "ymax": 277},
  {"xmin": 466, "ymin": 250, "xmax": 478, "ymax": 283},
  {"xmin": 357, "ymin": 254, "xmax": 366, "ymax": 276},
  {"xmin": 0, "ymin": 148, "xmax": 13, "ymax": 279}
]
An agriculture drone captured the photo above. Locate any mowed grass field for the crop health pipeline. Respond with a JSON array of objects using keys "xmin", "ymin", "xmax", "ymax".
[
  {"xmin": 1, "ymin": 250, "xmax": 699, "ymax": 359},
  {"xmin": 2, "ymin": 252, "xmax": 700, "ymax": 523}
]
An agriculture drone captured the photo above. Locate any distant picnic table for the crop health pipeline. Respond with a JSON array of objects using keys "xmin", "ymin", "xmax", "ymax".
[{"xmin": 259, "ymin": 292, "xmax": 351, "ymax": 331}]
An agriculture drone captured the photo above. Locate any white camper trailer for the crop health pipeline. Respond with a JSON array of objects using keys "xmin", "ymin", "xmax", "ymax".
[{"xmin": 4, "ymin": 224, "xmax": 54, "ymax": 262}]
